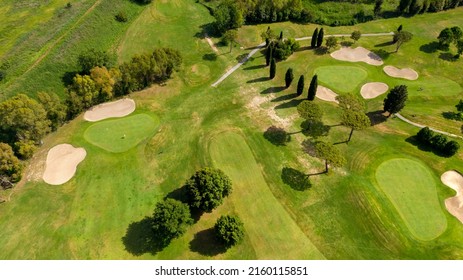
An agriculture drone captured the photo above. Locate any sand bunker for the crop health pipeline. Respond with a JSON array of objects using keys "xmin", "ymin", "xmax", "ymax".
[
  {"xmin": 330, "ymin": 47, "xmax": 383, "ymax": 66},
  {"xmin": 383, "ymin": 66, "xmax": 418, "ymax": 80},
  {"xmin": 42, "ymin": 144, "xmax": 87, "ymax": 185},
  {"xmin": 441, "ymin": 171, "xmax": 463, "ymax": 224},
  {"xmin": 316, "ymin": 86, "xmax": 339, "ymax": 103},
  {"xmin": 84, "ymin": 98, "xmax": 135, "ymax": 122},
  {"xmin": 360, "ymin": 82, "xmax": 389, "ymax": 99}
]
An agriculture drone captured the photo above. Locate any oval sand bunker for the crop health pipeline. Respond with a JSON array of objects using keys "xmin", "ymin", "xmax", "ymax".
[
  {"xmin": 331, "ymin": 47, "xmax": 383, "ymax": 66},
  {"xmin": 441, "ymin": 171, "xmax": 463, "ymax": 224},
  {"xmin": 360, "ymin": 82, "xmax": 389, "ymax": 99},
  {"xmin": 316, "ymin": 86, "xmax": 339, "ymax": 103},
  {"xmin": 383, "ymin": 66, "xmax": 418, "ymax": 80},
  {"xmin": 84, "ymin": 98, "xmax": 135, "ymax": 122},
  {"xmin": 43, "ymin": 144, "xmax": 87, "ymax": 185}
]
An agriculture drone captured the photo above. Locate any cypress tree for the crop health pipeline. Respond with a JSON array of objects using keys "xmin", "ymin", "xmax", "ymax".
[
  {"xmin": 311, "ymin": 28, "xmax": 319, "ymax": 48},
  {"xmin": 317, "ymin": 28, "xmax": 324, "ymax": 48},
  {"xmin": 279, "ymin": 31, "xmax": 283, "ymax": 41},
  {"xmin": 269, "ymin": 58, "xmax": 276, "ymax": 79},
  {"xmin": 297, "ymin": 75, "xmax": 305, "ymax": 96},
  {"xmin": 398, "ymin": 24, "xmax": 403, "ymax": 32},
  {"xmin": 285, "ymin": 68, "xmax": 294, "ymax": 88},
  {"xmin": 265, "ymin": 45, "xmax": 273, "ymax": 66},
  {"xmin": 307, "ymin": 75, "xmax": 318, "ymax": 101}
]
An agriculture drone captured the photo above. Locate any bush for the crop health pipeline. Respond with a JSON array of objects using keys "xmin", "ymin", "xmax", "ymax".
[
  {"xmin": 271, "ymin": 38, "xmax": 299, "ymax": 60},
  {"xmin": 415, "ymin": 127, "xmax": 459, "ymax": 156},
  {"xmin": 214, "ymin": 215, "xmax": 244, "ymax": 248},
  {"xmin": 0, "ymin": 71, "xmax": 5, "ymax": 82},
  {"xmin": 115, "ymin": 11, "xmax": 128, "ymax": 22},
  {"xmin": 14, "ymin": 140, "xmax": 37, "ymax": 160}
]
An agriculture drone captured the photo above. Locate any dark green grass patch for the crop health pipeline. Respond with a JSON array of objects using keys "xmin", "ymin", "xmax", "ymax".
[{"xmin": 84, "ymin": 114, "xmax": 159, "ymax": 153}]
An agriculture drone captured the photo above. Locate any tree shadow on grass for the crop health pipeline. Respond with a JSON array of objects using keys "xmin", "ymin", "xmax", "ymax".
[
  {"xmin": 371, "ymin": 49, "xmax": 390, "ymax": 60},
  {"xmin": 281, "ymin": 167, "xmax": 311, "ymax": 191},
  {"xmin": 243, "ymin": 65, "xmax": 266, "ymax": 71},
  {"xmin": 237, "ymin": 53, "xmax": 254, "ymax": 63},
  {"xmin": 419, "ymin": 41, "xmax": 440, "ymax": 53},
  {"xmin": 274, "ymin": 99, "xmax": 303, "ymax": 109},
  {"xmin": 189, "ymin": 228, "xmax": 227, "ymax": 256},
  {"xmin": 247, "ymin": 77, "xmax": 270, "ymax": 83},
  {"xmin": 203, "ymin": 53, "xmax": 218, "ymax": 61},
  {"xmin": 301, "ymin": 120, "xmax": 330, "ymax": 138},
  {"xmin": 271, "ymin": 93, "xmax": 298, "ymax": 102},
  {"xmin": 122, "ymin": 217, "xmax": 161, "ymax": 256},
  {"xmin": 341, "ymin": 41, "xmax": 353, "ymax": 47},
  {"xmin": 374, "ymin": 41, "xmax": 394, "ymax": 48},
  {"xmin": 263, "ymin": 126, "xmax": 291, "ymax": 146},
  {"xmin": 61, "ymin": 71, "xmax": 79, "ymax": 86},
  {"xmin": 439, "ymin": 52, "xmax": 458, "ymax": 62},
  {"xmin": 261, "ymin": 86, "xmax": 286, "ymax": 94},
  {"xmin": 294, "ymin": 46, "xmax": 311, "ymax": 52},
  {"xmin": 314, "ymin": 47, "xmax": 328, "ymax": 55},
  {"xmin": 367, "ymin": 110, "xmax": 388, "ymax": 126}
]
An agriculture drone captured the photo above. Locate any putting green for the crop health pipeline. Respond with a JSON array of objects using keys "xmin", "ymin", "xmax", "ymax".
[
  {"xmin": 84, "ymin": 114, "xmax": 159, "ymax": 153},
  {"xmin": 375, "ymin": 158, "xmax": 447, "ymax": 241},
  {"xmin": 209, "ymin": 131, "xmax": 324, "ymax": 259},
  {"xmin": 314, "ymin": 66, "xmax": 368, "ymax": 93}
]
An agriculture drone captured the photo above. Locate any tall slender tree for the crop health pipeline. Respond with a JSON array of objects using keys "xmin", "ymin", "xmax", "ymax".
[
  {"xmin": 311, "ymin": 28, "xmax": 319, "ymax": 48},
  {"xmin": 316, "ymin": 28, "xmax": 324, "ymax": 48},
  {"xmin": 269, "ymin": 58, "xmax": 276, "ymax": 79},
  {"xmin": 383, "ymin": 85, "xmax": 408, "ymax": 116},
  {"xmin": 297, "ymin": 75, "xmax": 305, "ymax": 96},
  {"xmin": 279, "ymin": 31, "xmax": 283, "ymax": 41},
  {"xmin": 265, "ymin": 45, "xmax": 273, "ymax": 66},
  {"xmin": 307, "ymin": 75, "xmax": 318, "ymax": 101},
  {"xmin": 285, "ymin": 68, "xmax": 294, "ymax": 88}
]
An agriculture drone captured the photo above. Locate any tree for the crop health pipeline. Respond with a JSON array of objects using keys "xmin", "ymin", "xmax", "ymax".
[
  {"xmin": 269, "ymin": 58, "xmax": 276, "ymax": 79},
  {"xmin": 78, "ymin": 49, "xmax": 110, "ymax": 74},
  {"xmin": 456, "ymin": 100, "xmax": 463, "ymax": 112},
  {"xmin": 340, "ymin": 110, "xmax": 371, "ymax": 143},
  {"xmin": 307, "ymin": 75, "xmax": 318, "ymax": 101},
  {"xmin": 297, "ymin": 100, "xmax": 323, "ymax": 123},
  {"xmin": 214, "ymin": 215, "xmax": 244, "ymax": 248},
  {"xmin": 311, "ymin": 28, "xmax": 319, "ymax": 48},
  {"xmin": 351, "ymin": 30, "xmax": 361, "ymax": 42},
  {"xmin": 222, "ymin": 30, "xmax": 238, "ymax": 53},
  {"xmin": 316, "ymin": 28, "xmax": 324, "ymax": 48},
  {"xmin": 393, "ymin": 30, "xmax": 413, "ymax": 52},
  {"xmin": 272, "ymin": 38, "xmax": 300, "ymax": 60},
  {"xmin": 456, "ymin": 40, "xmax": 463, "ymax": 58},
  {"xmin": 151, "ymin": 199, "xmax": 193, "ymax": 248},
  {"xmin": 297, "ymin": 75, "xmax": 305, "ymax": 96},
  {"xmin": 398, "ymin": 0, "xmax": 412, "ymax": 13},
  {"xmin": 90, "ymin": 66, "xmax": 117, "ymax": 102},
  {"xmin": 397, "ymin": 25, "xmax": 403, "ymax": 32},
  {"xmin": 336, "ymin": 94, "xmax": 366, "ymax": 112},
  {"xmin": 374, "ymin": 0, "xmax": 383, "ymax": 17},
  {"xmin": 261, "ymin": 26, "xmax": 276, "ymax": 45},
  {"xmin": 314, "ymin": 141, "xmax": 346, "ymax": 173},
  {"xmin": 444, "ymin": 141, "xmax": 460, "ymax": 157},
  {"xmin": 214, "ymin": 2, "xmax": 243, "ymax": 34},
  {"xmin": 438, "ymin": 28, "xmax": 453, "ymax": 48},
  {"xmin": 265, "ymin": 45, "xmax": 273, "ymax": 66},
  {"xmin": 285, "ymin": 68, "xmax": 294, "ymax": 88},
  {"xmin": 37, "ymin": 92, "xmax": 67, "ymax": 131},
  {"xmin": 383, "ymin": 85, "xmax": 408, "ymax": 116},
  {"xmin": 0, "ymin": 143, "xmax": 22, "ymax": 188},
  {"xmin": 279, "ymin": 31, "xmax": 284, "ymax": 41},
  {"xmin": 416, "ymin": 127, "xmax": 434, "ymax": 143},
  {"xmin": 325, "ymin": 36, "xmax": 338, "ymax": 51},
  {"xmin": 451, "ymin": 26, "xmax": 463, "ymax": 44},
  {"xmin": 67, "ymin": 74, "xmax": 99, "ymax": 109},
  {"xmin": 185, "ymin": 167, "xmax": 232, "ymax": 212}
]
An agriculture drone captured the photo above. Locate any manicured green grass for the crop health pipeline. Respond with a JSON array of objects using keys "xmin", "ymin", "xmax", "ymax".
[
  {"xmin": 84, "ymin": 114, "xmax": 159, "ymax": 153},
  {"xmin": 209, "ymin": 131, "xmax": 325, "ymax": 259},
  {"xmin": 375, "ymin": 158, "xmax": 447, "ymax": 241},
  {"xmin": 314, "ymin": 65, "xmax": 368, "ymax": 93}
]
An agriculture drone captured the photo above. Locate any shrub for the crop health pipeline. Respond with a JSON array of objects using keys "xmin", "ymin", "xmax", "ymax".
[
  {"xmin": 415, "ymin": 127, "xmax": 459, "ymax": 156},
  {"xmin": 0, "ymin": 71, "xmax": 5, "ymax": 82},
  {"xmin": 214, "ymin": 215, "xmax": 244, "ymax": 248},
  {"xmin": 115, "ymin": 11, "xmax": 128, "ymax": 22}
]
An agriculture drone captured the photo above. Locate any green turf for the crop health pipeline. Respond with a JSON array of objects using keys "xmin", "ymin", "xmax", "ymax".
[
  {"xmin": 375, "ymin": 158, "xmax": 447, "ymax": 241},
  {"xmin": 314, "ymin": 65, "xmax": 368, "ymax": 93},
  {"xmin": 84, "ymin": 114, "xmax": 159, "ymax": 153},
  {"xmin": 209, "ymin": 131, "xmax": 325, "ymax": 259}
]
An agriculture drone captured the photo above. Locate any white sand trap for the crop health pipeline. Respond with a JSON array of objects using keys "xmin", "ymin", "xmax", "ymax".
[
  {"xmin": 42, "ymin": 144, "xmax": 87, "ymax": 185},
  {"xmin": 441, "ymin": 171, "xmax": 463, "ymax": 224},
  {"xmin": 316, "ymin": 86, "xmax": 339, "ymax": 103},
  {"xmin": 331, "ymin": 46, "xmax": 383, "ymax": 66},
  {"xmin": 84, "ymin": 98, "xmax": 135, "ymax": 122},
  {"xmin": 360, "ymin": 82, "xmax": 389, "ymax": 99},
  {"xmin": 383, "ymin": 66, "xmax": 418, "ymax": 80}
]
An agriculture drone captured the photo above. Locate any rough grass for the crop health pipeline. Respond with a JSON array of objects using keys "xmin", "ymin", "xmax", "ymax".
[
  {"xmin": 314, "ymin": 65, "xmax": 368, "ymax": 93},
  {"xmin": 375, "ymin": 158, "xmax": 447, "ymax": 241},
  {"xmin": 84, "ymin": 114, "xmax": 159, "ymax": 153}
]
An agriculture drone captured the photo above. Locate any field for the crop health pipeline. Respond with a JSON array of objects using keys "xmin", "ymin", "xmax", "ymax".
[{"xmin": 1, "ymin": 0, "xmax": 463, "ymax": 260}]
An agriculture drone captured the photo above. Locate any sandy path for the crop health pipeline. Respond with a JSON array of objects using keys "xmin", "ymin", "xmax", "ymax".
[
  {"xmin": 316, "ymin": 86, "xmax": 339, "ymax": 103},
  {"xmin": 204, "ymin": 34, "xmax": 219, "ymax": 53},
  {"xmin": 383, "ymin": 66, "xmax": 418, "ymax": 80},
  {"xmin": 84, "ymin": 98, "xmax": 135, "ymax": 122},
  {"xmin": 330, "ymin": 46, "xmax": 383, "ymax": 66},
  {"xmin": 42, "ymin": 144, "xmax": 87, "ymax": 185},
  {"xmin": 360, "ymin": 82, "xmax": 389, "ymax": 99},
  {"xmin": 441, "ymin": 171, "xmax": 463, "ymax": 224}
]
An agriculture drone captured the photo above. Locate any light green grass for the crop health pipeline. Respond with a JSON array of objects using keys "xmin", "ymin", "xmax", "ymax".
[
  {"xmin": 209, "ymin": 131, "xmax": 325, "ymax": 259},
  {"xmin": 314, "ymin": 65, "xmax": 368, "ymax": 93},
  {"xmin": 375, "ymin": 158, "xmax": 447, "ymax": 241},
  {"xmin": 84, "ymin": 114, "xmax": 159, "ymax": 153}
]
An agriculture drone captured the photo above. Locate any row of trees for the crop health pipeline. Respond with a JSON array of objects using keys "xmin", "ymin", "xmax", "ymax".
[
  {"xmin": 416, "ymin": 127, "xmax": 460, "ymax": 156},
  {"xmin": 398, "ymin": 0, "xmax": 463, "ymax": 15}
]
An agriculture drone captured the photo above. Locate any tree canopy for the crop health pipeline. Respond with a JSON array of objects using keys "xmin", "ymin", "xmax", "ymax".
[
  {"xmin": 383, "ymin": 85, "xmax": 408, "ymax": 116},
  {"xmin": 393, "ymin": 30, "xmax": 413, "ymax": 52},
  {"xmin": 297, "ymin": 100, "xmax": 322, "ymax": 122},
  {"xmin": 314, "ymin": 141, "xmax": 346, "ymax": 173},
  {"xmin": 214, "ymin": 215, "xmax": 245, "ymax": 248},
  {"xmin": 185, "ymin": 167, "xmax": 232, "ymax": 212},
  {"xmin": 340, "ymin": 110, "xmax": 371, "ymax": 143},
  {"xmin": 0, "ymin": 143, "xmax": 22, "ymax": 188},
  {"xmin": 351, "ymin": 30, "xmax": 361, "ymax": 42},
  {"xmin": 78, "ymin": 49, "xmax": 111, "ymax": 74},
  {"xmin": 37, "ymin": 92, "xmax": 67, "ymax": 131},
  {"xmin": 307, "ymin": 75, "xmax": 318, "ymax": 101}
]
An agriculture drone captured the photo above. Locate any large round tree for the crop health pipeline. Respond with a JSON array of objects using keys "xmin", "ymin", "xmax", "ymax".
[
  {"xmin": 214, "ymin": 215, "xmax": 244, "ymax": 248},
  {"xmin": 185, "ymin": 167, "xmax": 232, "ymax": 212}
]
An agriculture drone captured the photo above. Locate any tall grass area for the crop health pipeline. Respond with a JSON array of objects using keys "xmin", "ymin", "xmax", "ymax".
[{"xmin": 0, "ymin": 0, "xmax": 146, "ymax": 101}]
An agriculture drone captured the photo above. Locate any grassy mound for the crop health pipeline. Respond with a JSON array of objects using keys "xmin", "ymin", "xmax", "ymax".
[
  {"xmin": 209, "ymin": 131, "xmax": 324, "ymax": 259},
  {"xmin": 375, "ymin": 158, "xmax": 447, "ymax": 241},
  {"xmin": 314, "ymin": 66, "xmax": 368, "ymax": 93},
  {"xmin": 84, "ymin": 114, "xmax": 159, "ymax": 153}
]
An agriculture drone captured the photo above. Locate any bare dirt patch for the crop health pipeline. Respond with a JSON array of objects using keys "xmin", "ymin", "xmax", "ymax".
[
  {"xmin": 42, "ymin": 144, "xmax": 87, "ymax": 185},
  {"xmin": 246, "ymin": 95, "xmax": 296, "ymax": 128},
  {"xmin": 205, "ymin": 35, "xmax": 219, "ymax": 53},
  {"xmin": 441, "ymin": 171, "xmax": 463, "ymax": 224},
  {"xmin": 330, "ymin": 46, "xmax": 383, "ymax": 66},
  {"xmin": 383, "ymin": 66, "xmax": 418, "ymax": 80},
  {"xmin": 316, "ymin": 86, "xmax": 339, "ymax": 103},
  {"xmin": 84, "ymin": 98, "xmax": 135, "ymax": 122},
  {"xmin": 360, "ymin": 82, "xmax": 389, "ymax": 99}
]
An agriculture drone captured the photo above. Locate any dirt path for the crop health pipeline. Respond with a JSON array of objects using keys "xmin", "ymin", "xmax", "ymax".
[
  {"xmin": 204, "ymin": 34, "xmax": 219, "ymax": 53},
  {"xmin": 395, "ymin": 113, "xmax": 463, "ymax": 139},
  {"xmin": 211, "ymin": 32, "xmax": 394, "ymax": 87},
  {"xmin": 24, "ymin": 0, "xmax": 103, "ymax": 74}
]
